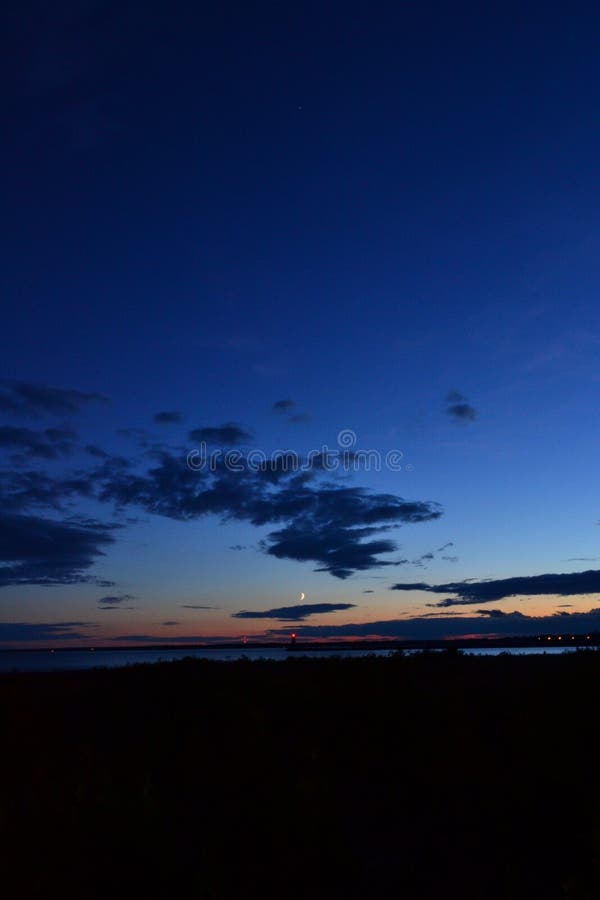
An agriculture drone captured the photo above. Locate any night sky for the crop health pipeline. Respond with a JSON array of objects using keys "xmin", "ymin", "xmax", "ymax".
[{"xmin": 2, "ymin": 1, "xmax": 600, "ymax": 646}]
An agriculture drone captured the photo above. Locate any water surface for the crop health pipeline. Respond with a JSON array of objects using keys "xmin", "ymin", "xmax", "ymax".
[{"xmin": 0, "ymin": 645, "xmax": 583, "ymax": 673}]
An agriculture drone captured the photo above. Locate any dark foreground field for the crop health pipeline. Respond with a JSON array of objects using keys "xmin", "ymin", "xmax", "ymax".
[{"xmin": 1, "ymin": 652, "xmax": 599, "ymax": 899}]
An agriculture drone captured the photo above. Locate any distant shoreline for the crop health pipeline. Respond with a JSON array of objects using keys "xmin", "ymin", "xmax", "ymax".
[{"xmin": 2, "ymin": 633, "xmax": 598, "ymax": 653}]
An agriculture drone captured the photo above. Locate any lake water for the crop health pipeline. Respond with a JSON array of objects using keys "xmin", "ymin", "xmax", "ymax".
[{"xmin": 0, "ymin": 645, "xmax": 585, "ymax": 673}]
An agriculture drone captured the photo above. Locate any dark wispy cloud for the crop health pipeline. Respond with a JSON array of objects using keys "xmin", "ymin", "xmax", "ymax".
[
  {"xmin": 153, "ymin": 411, "xmax": 183, "ymax": 425},
  {"xmin": 415, "ymin": 551, "xmax": 433, "ymax": 565},
  {"xmin": 398, "ymin": 542, "xmax": 456, "ymax": 569},
  {"xmin": 0, "ymin": 426, "xmax": 78, "ymax": 460},
  {"xmin": 426, "ymin": 598, "xmax": 480, "ymax": 608},
  {"xmin": 0, "ymin": 512, "xmax": 117, "ymax": 587},
  {"xmin": 0, "ymin": 381, "xmax": 105, "ymax": 418},
  {"xmin": 391, "ymin": 568, "xmax": 600, "ymax": 606},
  {"xmin": 233, "ymin": 603, "xmax": 356, "ymax": 621},
  {"xmin": 98, "ymin": 605, "xmax": 137, "ymax": 611},
  {"xmin": 85, "ymin": 444, "xmax": 109, "ymax": 458},
  {"xmin": 188, "ymin": 423, "xmax": 253, "ymax": 445},
  {"xmin": 272, "ymin": 399, "xmax": 310, "ymax": 424},
  {"xmin": 446, "ymin": 390, "xmax": 477, "ymax": 423},
  {"xmin": 272, "ymin": 400, "xmax": 295, "ymax": 413},
  {"xmin": 180, "ymin": 605, "xmax": 217, "ymax": 609},
  {"xmin": 161, "ymin": 621, "xmax": 179, "ymax": 626},
  {"xmin": 97, "ymin": 594, "xmax": 135, "ymax": 608},
  {"xmin": 267, "ymin": 607, "xmax": 600, "ymax": 640},
  {"xmin": 229, "ymin": 544, "xmax": 245, "ymax": 551},
  {"xmin": 363, "ymin": 589, "xmax": 374, "ymax": 593},
  {"xmin": 475, "ymin": 608, "xmax": 523, "ymax": 617},
  {"xmin": 288, "ymin": 413, "xmax": 311, "ymax": 424}
]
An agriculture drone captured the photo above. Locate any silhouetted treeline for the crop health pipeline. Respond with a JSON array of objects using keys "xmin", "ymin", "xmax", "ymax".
[{"xmin": 1, "ymin": 651, "xmax": 599, "ymax": 899}]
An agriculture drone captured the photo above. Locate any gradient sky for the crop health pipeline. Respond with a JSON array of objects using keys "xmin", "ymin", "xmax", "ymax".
[{"xmin": 2, "ymin": 1, "xmax": 600, "ymax": 646}]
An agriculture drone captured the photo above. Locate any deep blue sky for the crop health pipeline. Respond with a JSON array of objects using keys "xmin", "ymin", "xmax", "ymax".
[{"xmin": 2, "ymin": 1, "xmax": 600, "ymax": 645}]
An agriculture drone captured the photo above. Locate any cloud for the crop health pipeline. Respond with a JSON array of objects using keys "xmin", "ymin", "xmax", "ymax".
[
  {"xmin": 0, "ymin": 381, "xmax": 105, "ymax": 418},
  {"xmin": 0, "ymin": 512, "xmax": 117, "ymax": 587},
  {"xmin": 188, "ymin": 423, "xmax": 253, "ymax": 445},
  {"xmin": 363, "ymin": 589, "xmax": 374, "ymax": 593},
  {"xmin": 260, "ymin": 490, "xmax": 441, "ymax": 578},
  {"xmin": 117, "ymin": 428, "xmax": 150, "ymax": 442},
  {"xmin": 0, "ymin": 467, "xmax": 102, "ymax": 513},
  {"xmin": 418, "ymin": 611, "xmax": 465, "ymax": 618},
  {"xmin": 99, "ymin": 606, "xmax": 125, "ymax": 611},
  {"xmin": 98, "ymin": 451, "xmax": 442, "ymax": 578},
  {"xmin": 154, "ymin": 411, "xmax": 183, "ymax": 425},
  {"xmin": 424, "ymin": 599, "xmax": 460, "ymax": 608},
  {"xmin": 398, "ymin": 543, "xmax": 456, "ymax": 569},
  {"xmin": 391, "ymin": 568, "xmax": 600, "ymax": 605},
  {"xmin": 85, "ymin": 444, "xmax": 109, "ymax": 458},
  {"xmin": 0, "ymin": 421, "xmax": 443, "ymax": 581},
  {"xmin": 267, "ymin": 607, "xmax": 600, "ymax": 640},
  {"xmin": 263, "ymin": 523, "xmax": 397, "ymax": 579},
  {"xmin": 229, "ymin": 544, "xmax": 245, "ymax": 551},
  {"xmin": 0, "ymin": 426, "xmax": 78, "ymax": 460},
  {"xmin": 161, "ymin": 621, "xmax": 179, "ymax": 626},
  {"xmin": 288, "ymin": 413, "xmax": 311, "ymax": 424},
  {"xmin": 99, "ymin": 604, "xmax": 137, "ymax": 611},
  {"xmin": 0, "ymin": 622, "xmax": 93, "ymax": 643},
  {"xmin": 97, "ymin": 594, "xmax": 134, "ymax": 608},
  {"xmin": 475, "ymin": 609, "xmax": 525, "ymax": 617},
  {"xmin": 447, "ymin": 403, "xmax": 478, "ymax": 422},
  {"xmin": 233, "ymin": 603, "xmax": 356, "ymax": 621},
  {"xmin": 180, "ymin": 605, "xmax": 217, "ymax": 609},
  {"xmin": 0, "ymin": 466, "xmax": 441, "ymax": 582},
  {"xmin": 446, "ymin": 391, "xmax": 477, "ymax": 423},
  {"xmin": 271, "ymin": 399, "xmax": 310, "ymax": 424},
  {"xmin": 272, "ymin": 400, "xmax": 295, "ymax": 413}
]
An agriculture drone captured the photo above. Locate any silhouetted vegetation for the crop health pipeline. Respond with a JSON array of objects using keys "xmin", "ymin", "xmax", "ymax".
[{"xmin": 1, "ymin": 652, "xmax": 599, "ymax": 898}]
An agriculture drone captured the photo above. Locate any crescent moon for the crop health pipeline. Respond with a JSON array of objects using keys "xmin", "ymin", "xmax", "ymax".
[{"xmin": 299, "ymin": 592, "xmax": 305, "ymax": 601}]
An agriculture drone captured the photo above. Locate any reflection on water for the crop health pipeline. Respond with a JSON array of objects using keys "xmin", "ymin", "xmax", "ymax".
[{"xmin": 0, "ymin": 644, "xmax": 586, "ymax": 673}]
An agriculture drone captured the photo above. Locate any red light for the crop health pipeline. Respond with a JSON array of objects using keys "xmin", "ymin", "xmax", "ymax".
[{"xmin": 291, "ymin": 633, "xmax": 296, "ymax": 639}]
